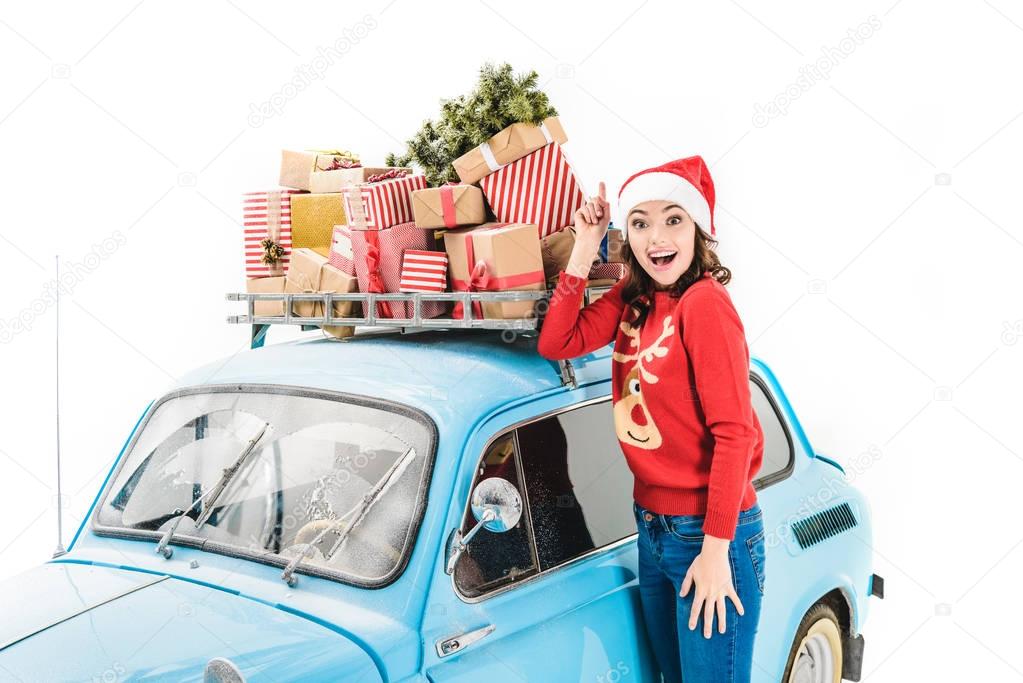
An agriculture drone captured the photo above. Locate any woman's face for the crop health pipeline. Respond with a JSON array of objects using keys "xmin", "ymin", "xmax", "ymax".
[{"xmin": 626, "ymin": 200, "xmax": 696, "ymax": 289}]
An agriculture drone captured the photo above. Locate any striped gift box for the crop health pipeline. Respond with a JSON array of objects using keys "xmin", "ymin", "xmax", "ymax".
[
  {"xmin": 587, "ymin": 261, "xmax": 628, "ymax": 281},
  {"xmin": 328, "ymin": 224, "xmax": 355, "ymax": 275},
  {"xmin": 399, "ymin": 250, "xmax": 448, "ymax": 293},
  {"xmin": 350, "ymin": 221, "xmax": 447, "ymax": 319},
  {"xmin": 243, "ymin": 189, "xmax": 303, "ymax": 277},
  {"xmin": 342, "ymin": 173, "xmax": 427, "ymax": 231},
  {"xmin": 479, "ymin": 143, "xmax": 585, "ymax": 240}
]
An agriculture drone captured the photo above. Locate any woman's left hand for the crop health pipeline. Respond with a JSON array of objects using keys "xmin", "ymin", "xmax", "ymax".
[{"xmin": 680, "ymin": 535, "xmax": 745, "ymax": 638}]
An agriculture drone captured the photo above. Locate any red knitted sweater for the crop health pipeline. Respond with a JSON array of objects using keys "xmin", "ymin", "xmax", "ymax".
[{"xmin": 537, "ymin": 269, "xmax": 763, "ymax": 541}]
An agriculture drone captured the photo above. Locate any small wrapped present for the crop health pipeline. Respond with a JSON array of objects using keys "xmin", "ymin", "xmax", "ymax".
[
  {"xmin": 479, "ymin": 143, "xmax": 585, "ymax": 240},
  {"xmin": 443, "ymin": 222, "xmax": 545, "ymax": 320},
  {"xmin": 285, "ymin": 248, "xmax": 360, "ymax": 319},
  {"xmin": 246, "ymin": 276, "xmax": 286, "ymax": 316},
  {"xmin": 587, "ymin": 262, "xmax": 628, "ymax": 281},
  {"xmin": 290, "ymin": 193, "xmax": 346, "ymax": 251},
  {"xmin": 310, "ymin": 166, "xmax": 412, "ymax": 193},
  {"xmin": 350, "ymin": 221, "xmax": 447, "ymax": 319},
  {"xmin": 328, "ymin": 224, "xmax": 355, "ymax": 276},
  {"xmin": 242, "ymin": 189, "xmax": 302, "ymax": 277},
  {"xmin": 453, "ymin": 116, "xmax": 567, "ymax": 185},
  {"xmin": 280, "ymin": 149, "xmax": 359, "ymax": 191},
  {"xmin": 399, "ymin": 250, "xmax": 448, "ymax": 293},
  {"xmin": 411, "ymin": 184, "xmax": 486, "ymax": 229},
  {"xmin": 599, "ymin": 227, "xmax": 626, "ymax": 263},
  {"xmin": 343, "ymin": 172, "xmax": 428, "ymax": 231}
]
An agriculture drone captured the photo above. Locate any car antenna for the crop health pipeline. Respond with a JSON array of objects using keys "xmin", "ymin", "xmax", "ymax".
[{"xmin": 52, "ymin": 255, "xmax": 66, "ymax": 559}]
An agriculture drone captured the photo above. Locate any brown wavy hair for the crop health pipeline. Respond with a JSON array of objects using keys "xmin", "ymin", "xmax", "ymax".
[{"xmin": 619, "ymin": 224, "xmax": 731, "ymax": 329}]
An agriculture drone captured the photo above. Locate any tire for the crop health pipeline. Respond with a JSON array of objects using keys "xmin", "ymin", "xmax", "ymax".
[{"xmin": 782, "ymin": 602, "xmax": 844, "ymax": 683}]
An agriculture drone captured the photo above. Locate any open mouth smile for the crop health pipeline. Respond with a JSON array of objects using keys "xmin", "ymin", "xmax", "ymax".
[{"xmin": 648, "ymin": 249, "xmax": 677, "ymax": 270}]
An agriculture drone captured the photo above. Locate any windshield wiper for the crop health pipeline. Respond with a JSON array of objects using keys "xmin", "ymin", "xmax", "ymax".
[
  {"xmin": 155, "ymin": 422, "xmax": 270, "ymax": 559},
  {"xmin": 281, "ymin": 446, "xmax": 415, "ymax": 587}
]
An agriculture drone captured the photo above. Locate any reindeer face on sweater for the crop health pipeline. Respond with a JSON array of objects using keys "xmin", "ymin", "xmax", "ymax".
[{"xmin": 611, "ymin": 314, "xmax": 676, "ymax": 450}]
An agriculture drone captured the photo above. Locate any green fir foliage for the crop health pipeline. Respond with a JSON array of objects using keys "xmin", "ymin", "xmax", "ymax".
[{"xmin": 386, "ymin": 62, "xmax": 558, "ymax": 186}]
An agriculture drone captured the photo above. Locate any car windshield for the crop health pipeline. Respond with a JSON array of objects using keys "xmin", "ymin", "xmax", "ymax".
[{"xmin": 93, "ymin": 386, "xmax": 435, "ymax": 586}]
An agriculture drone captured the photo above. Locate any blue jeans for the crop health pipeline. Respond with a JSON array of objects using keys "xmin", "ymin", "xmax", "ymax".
[{"xmin": 633, "ymin": 500, "xmax": 766, "ymax": 683}]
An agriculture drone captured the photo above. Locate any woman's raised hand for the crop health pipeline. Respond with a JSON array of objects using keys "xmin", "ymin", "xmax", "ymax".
[{"xmin": 573, "ymin": 181, "xmax": 611, "ymax": 247}]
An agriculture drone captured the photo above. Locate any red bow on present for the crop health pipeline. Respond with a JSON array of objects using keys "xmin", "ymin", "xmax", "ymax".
[
  {"xmin": 364, "ymin": 232, "xmax": 395, "ymax": 319},
  {"xmin": 451, "ymin": 259, "xmax": 489, "ymax": 320},
  {"xmin": 325, "ymin": 158, "xmax": 362, "ymax": 171},
  {"xmin": 366, "ymin": 168, "xmax": 409, "ymax": 183}
]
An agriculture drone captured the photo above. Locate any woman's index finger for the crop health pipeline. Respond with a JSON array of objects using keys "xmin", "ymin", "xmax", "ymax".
[{"xmin": 598, "ymin": 181, "xmax": 606, "ymax": 200}]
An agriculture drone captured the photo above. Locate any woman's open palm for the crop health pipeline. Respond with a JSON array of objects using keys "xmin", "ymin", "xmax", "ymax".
[{"xmin": 680, "ymin": 550, "xmax": 745, "ymax": 638}]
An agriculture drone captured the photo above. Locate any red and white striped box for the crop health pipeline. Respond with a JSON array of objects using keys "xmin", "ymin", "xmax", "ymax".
[
  {"xmin": 350, "ymin": 221, "xmax": 448, "ymax": 319},
  {"xmin": 328, "ymin": 224, "xmax": 355, "ymax": 276},
  {"xmin": 479, "ymin": 143, "xmax": 585, "ymax": 240},
  {"xmin": 243, "ymin": 189, "xmax": 303, "ymax": 277},
  {"xmin": 399, "ymin": 250, "xmax": 448, "ymax": 293},
  {"xmin": 342, "ymin": 173, "xmax": 427, "ymax": 231},
  {"xmin": 587, "ymin": 262, "xmax": 628, "ymax": 281}
]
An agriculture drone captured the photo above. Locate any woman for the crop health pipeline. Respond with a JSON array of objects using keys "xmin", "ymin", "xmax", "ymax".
[{"xmin": 537, "ymin": 156, "xmax": 766, "ymax": 682}]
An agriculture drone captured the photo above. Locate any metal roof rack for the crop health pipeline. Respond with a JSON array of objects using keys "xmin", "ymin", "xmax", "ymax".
[{"xmin": 226, "ymin": 285, "xmax": 614, "ymax": 388}]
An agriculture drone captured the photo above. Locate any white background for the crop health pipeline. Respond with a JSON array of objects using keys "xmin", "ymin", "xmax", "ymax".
[{"xmin": 2, "ymin": 1, "xmax": 1021, "ymax": 680}]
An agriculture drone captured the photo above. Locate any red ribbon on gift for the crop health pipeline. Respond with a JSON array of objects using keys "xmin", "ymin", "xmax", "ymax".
[
  {"xmin": 451, "ymin": 227, "xmax": 545, "ymax": 320},
  {"xmin": 440, "ymin": 182, "xmax": 459, "ymax": 229},
  {"xmin": 364, "ymin": 230, "xmax": 395, "ymax": 319}
]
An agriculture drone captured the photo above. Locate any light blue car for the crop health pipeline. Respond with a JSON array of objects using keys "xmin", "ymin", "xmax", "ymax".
[{"xmin": 0, "ymin": 325, "xmax": 883, "ymax": 682}]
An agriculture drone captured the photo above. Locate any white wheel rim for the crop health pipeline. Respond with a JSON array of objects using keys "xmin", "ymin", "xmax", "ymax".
[{"xmin": 788, "ymin": 616, "xmax": 842, "ymax": 683}]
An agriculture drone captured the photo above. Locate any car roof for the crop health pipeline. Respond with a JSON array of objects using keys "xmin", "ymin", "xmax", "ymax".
[
  {"xmin": 173, "ymin": 329, "xmax": 775, "ymax": 426},
  {"xmin": 173, "ymin": 330, "xmax": 577, "ymax": 423}
]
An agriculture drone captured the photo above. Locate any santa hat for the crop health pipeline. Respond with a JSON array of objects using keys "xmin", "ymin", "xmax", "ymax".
[{"xmin": 616, "ymin": 155, "xmax": 716, "ymax": 240}]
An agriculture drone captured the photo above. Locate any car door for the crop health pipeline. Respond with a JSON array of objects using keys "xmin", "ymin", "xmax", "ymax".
[{"xmin": 424, "ymin": 390, "xmax": 659, "ymax": 683}]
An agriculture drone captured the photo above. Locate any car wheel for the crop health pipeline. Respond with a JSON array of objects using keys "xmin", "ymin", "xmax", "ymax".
[{"xmin": 783, "ymin": 602, "xmax": 844, "ymax": 683}]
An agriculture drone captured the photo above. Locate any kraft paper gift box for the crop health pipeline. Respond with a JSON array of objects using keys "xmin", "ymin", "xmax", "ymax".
[
  {"xmin": 539, "ymin": 226, "xmax": 603, "ymax": 287},
  {"xmin": 453, "ymin": 116, "xmax": 567, "ymax": 185},
  {"xmin": 285, "ymin": 248, "xmax": 360, "ymax": 320},
  {"xmin": 350, "ymin": 221, "xmax": 448, "ymax": 320},
  {"xmin": 342, "ymin": 173, "xmax": 427, "ymax": 231},
  {"xmin": 479, "ymin": 142, "xmax": 586, "ymax": 240},
  {"xmin": 442, "ymin": 222, "xmax": 545, "ymax": 320},
  {"xmin": 399, "ymin": 250, "xmax": 448, "ymax": 293},
  {"xmin": 279, "ymin": 149, "xmax": 359, "ymax": 191},
  {"xmin": 290, "ymin": 193, "xmax": 346, "ymax": 251},
  {"xmin": 411, "ymin": 183, "xmax": 486, "ymax": 230},
  {"xmin": 246, "ymin": 276, "xmax": 287, "ymax": 316},
  {"xmin": 309, "ymin": 166, "xmax": 412, "ymax": 194},
  {"xmin": 242, "ymin": 189, "xmax": 303, "ymax": 277}
]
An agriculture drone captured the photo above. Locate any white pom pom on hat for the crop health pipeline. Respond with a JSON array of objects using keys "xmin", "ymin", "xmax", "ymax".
[{"xmin": 615, "ymin": 155, "xmax": 716, "ymax": 241}]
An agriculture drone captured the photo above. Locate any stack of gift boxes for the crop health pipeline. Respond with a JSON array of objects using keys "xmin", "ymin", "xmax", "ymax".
[{"xmin": 242, "ymin": 118, "xmax": 628, "ymax": 337}]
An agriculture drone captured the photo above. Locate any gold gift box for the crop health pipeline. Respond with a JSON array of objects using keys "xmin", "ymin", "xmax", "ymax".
[{"xmin": 290, "ymin": 193, "xmax": 346, "ymax": 251}]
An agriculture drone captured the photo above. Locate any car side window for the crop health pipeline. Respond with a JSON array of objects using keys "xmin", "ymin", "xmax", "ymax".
[
  {"xmin": 517, "ymin": 399, "xmax": 635, "ymax": 572},
  {"xmin": 453, "ymin": 432, "xmax": 538, "ymax": 599},
  {"xmin": 750, "ymin": 376, "xmax": 794, "ymax": 485}
]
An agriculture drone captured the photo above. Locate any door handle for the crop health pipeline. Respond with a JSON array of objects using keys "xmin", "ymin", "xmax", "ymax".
[{"xmin": 436, "ymin": 623, "xmax": 496, "ymax": 657}]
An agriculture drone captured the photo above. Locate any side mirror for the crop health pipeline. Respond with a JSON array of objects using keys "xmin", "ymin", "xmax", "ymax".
[{"xmin": 445, "ymin": 477, "xmax": 523, "ymax": 575}]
